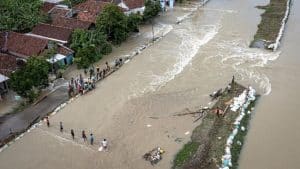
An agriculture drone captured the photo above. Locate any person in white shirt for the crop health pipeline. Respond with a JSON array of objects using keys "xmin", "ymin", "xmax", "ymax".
[{"xmin": 102, "ymin": 138, "xmax": 108, "ymax": 151}]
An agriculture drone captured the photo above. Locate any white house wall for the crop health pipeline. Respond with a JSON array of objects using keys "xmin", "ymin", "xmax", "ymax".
[{"xmin": 124, "ymin": 7, "xmax": 145, "ymax": 15}]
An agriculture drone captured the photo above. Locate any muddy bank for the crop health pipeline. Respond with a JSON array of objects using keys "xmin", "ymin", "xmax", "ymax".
[
  {"xmin": 250, "ymin": 0, "xmax": 291, "ymax": 50},
  {"xmin": 173, "ymin": 82, "xmax": 258, "ymax": 169}
]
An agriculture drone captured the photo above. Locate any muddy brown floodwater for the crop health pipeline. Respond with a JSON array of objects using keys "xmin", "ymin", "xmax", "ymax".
[
  {"xmin": 0, "ymin": 0, "xmax": 299, "ymax": 169},
  {"xmin": 239, "ymin": 0, "xmax": 300, "ymax": 168}
]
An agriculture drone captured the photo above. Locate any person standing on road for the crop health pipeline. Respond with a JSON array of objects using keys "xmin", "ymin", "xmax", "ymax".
[
  {"xmin": 90, "ymin": 133, "xmax": 94, "ymax": 145},
  {"xmin": 106, "ymin": 62, "xmax": 110, "ymax": 72},
  {"xmin": 60, "ymin": 122, "xmax": 63, "ymax": 132},
  {"xmin": 46, "ymin": 117, "xmax": 50, "ymax": 127},
  {"xmin": 71, "ymin": 129, "xmax": 75, "ymax": 140},
  {"xmin": 82, "ymin": 130, "xmax": 87, "ymax": 142},
  {"xmin": 102, "ymin": 138, "xmax": 108, "ymax": 151}
]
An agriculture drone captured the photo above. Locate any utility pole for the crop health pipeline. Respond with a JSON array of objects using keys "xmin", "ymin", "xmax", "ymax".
[{"xmin": 151, "ymin": 19, "xmax": 155, "ymax": 41}]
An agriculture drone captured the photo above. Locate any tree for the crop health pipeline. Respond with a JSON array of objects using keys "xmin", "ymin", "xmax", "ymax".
[
  {"xmin": 9, "ymin": 58, "xmax": 50, "ymax": 101},
  {"xmin": 0, "ymin": 0, "xmax": 45, "ymax": 32},
  {"xmin": 74, "ymin": 44, "xmax": 97, "ymax": 68},
  {"xmin": 127, "ymin": 13, "xmax": 143, "ymax": 32},
  {"xmin": 96, "ymin": 4, "xmax": 128, "ymax": 44},
  {"xmin": 143, "ymin": 0, "xmax": 161, "ymax": 21},
  {"xmin": 70, "ymin": 29, "xmax": 112, "ymax": 68}
]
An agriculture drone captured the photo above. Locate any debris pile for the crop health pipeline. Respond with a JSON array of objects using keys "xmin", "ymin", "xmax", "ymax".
[{"xmin": 143, "ymin": 147, "xmax": 165, "ymax": 165}]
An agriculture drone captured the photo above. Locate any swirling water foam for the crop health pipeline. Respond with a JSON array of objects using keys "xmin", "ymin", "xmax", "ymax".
[
  {"xmin": 216, "ymin": 40, "xmax": 280, "ymax": 95},
  {"xmin": 149, "ymin": 24, "xmax": 219, "ymax": 91}
]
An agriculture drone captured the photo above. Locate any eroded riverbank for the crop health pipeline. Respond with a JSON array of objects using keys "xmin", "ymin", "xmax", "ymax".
[
  {"xmin": 173, "ymin": 82, "xmax": 258, "ymax": 169},
  {"xmin": 250, "ymin": 0, "xmax": 292, "ymax": 50}
]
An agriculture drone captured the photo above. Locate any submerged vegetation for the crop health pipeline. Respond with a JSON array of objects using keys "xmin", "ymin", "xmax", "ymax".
[{"xmin": 173, "ymin": 142, "xmax": 200, "ymax": 168}]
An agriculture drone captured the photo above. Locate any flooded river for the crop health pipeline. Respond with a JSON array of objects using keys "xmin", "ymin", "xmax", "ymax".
[{"xmin": 0, "ymin": 0, "xmax": 299, "ymax": 168}]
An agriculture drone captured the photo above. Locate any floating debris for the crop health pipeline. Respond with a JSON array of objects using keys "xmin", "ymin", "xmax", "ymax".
[
  {"xmin": 175, "ymin": 138, "xmax": 183, "ymax": 143},
  {"xmin": 143, "ymin": 147, "xmax": 165, "ymax": 165}
]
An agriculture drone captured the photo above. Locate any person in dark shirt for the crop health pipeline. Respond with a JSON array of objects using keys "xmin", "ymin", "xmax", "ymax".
[
  {"xmin": 90, "ymin": 133, "xmax": 94, "ymax": 145},
  {"xmin": 82, "ymin": 130, "xmax": 87, "ymax": 142},
  {"xmin": 60, "ymin": 122, "xmax": 63, "ymax": 132},
  {"xmin": 71, "ymin": 129, "xmax": 75, "ymax": 140}
]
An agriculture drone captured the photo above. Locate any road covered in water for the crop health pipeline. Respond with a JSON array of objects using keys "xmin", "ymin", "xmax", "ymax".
[{"xmin": 0, "ymin": 0, "xmax": 299, "ymax": 169}]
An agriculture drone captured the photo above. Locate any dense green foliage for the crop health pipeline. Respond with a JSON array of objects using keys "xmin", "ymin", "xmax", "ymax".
[
  {"xmin": 173, "ymin": 141, "xmax": 199, "ymax": 168},
  {"xmin": 127, "ymin": 13, "xmax": 143, "ymax": 32},
  {"xmin": 143, "ymin": 0, "xmax": 161, "ymax": 21},
  {"xmin": 9, "ymin": 58, "xmax": 50, "ymax": 101},
  {"xmin": 70, "ymin": 29, "xmax": 112, "ymax": 68},
  {"xmin": 96, "ymin": 4, "xmax": 129, "ymax": 44},
  {"xmin": 0, "ymin": 0, "xmax": 45, "ymax": 32}
]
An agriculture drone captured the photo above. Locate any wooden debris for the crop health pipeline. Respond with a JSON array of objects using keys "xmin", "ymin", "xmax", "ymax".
[
  {"xmin": 174, "ymin": 107, "xmax": 210, "ymax": 117},
  {"xmin": 209, "ymin": 88, "xmax": 223, "ymax": 100}
]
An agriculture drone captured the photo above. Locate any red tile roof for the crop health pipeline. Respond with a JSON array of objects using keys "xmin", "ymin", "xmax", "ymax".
[
  {"xmin": 52, "ymin": 17, "xmax": 92, "ymax": 30},
  {"xmin": 123, "ymin": 0, "xmax": 144, "ymax": 9},
  {"xmin": 75, "ymin": 0, "xmax": 109, "ymax": 23},
  {"xmin": 41, "ymin": 2, "xmax": 56, "ymax": 13},
  {"xmin": 0, "ymin": 32, "xmax": 48, "ymax": 58},
  {"xmin": 0, "ymin": 53, "xmax": 18, "ymax": 76},
  {"xmin": 31, "ymin": 23, "xmax": 73, "ymax": 43}
]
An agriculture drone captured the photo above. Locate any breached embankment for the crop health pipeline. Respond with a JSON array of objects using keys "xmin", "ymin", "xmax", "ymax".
[
  {"xmin": 173, "ymin": 81, "xmax": 259, "ymax": 169},
  {"xmin": 250, "ymin": 0, "xmax": 292, "ymax": 51}
]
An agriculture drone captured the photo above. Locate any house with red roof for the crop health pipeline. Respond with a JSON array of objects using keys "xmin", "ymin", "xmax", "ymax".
[
  {"xmin": 0, "ymin": 32, "xmax": 49, "ymax": 59},
  {"xmin": 74, "ymin": 0, "xmax": 109, "ymax": 23},
  {"xmin": 51, "ymin": 17, "xmax": 92, "ymax": 30},
  {"xmin": 27, "ymin": 23, "xmax": 73, "ymax": 44},
  {"xmin": 46, "ymin": 44, "xmax": 74, "ymax": 69}
]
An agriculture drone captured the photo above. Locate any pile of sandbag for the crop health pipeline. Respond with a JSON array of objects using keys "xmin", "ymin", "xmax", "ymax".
[
  {"xmin": 143, "ymin": 147, "xmax": 165, "ymax": 165},
  {"xmin": 220, "ymin": 86, "xmax": 256, "ymax": 169}
]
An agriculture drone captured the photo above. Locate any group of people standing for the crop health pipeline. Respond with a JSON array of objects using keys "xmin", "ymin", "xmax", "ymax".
[
  {"xmin": 68, "ymin": 58, "xmax": 124, "ymax": 97},
  {"xmin": 59, "ymin": 58, "xmax": 126, "ymax": 149},
  {"xmin": 45, "ymin": 117, "xmax": 108, "ymax": 151}
]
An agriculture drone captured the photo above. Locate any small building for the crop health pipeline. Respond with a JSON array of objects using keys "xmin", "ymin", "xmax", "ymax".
[
  {"xmin": 47, "ymin": 45, "xmax": 74, "ymax": 70},
  {"xmin": 28, "ymin": 23, "xmax": 73, "ymax": 44},
  {"xmin": 118, "ymin": 0, "xmax": 145, "ymax": 15},
  {"xmin": 0, "ymin": 32, "xmax": 49, "ymax": 59}
]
